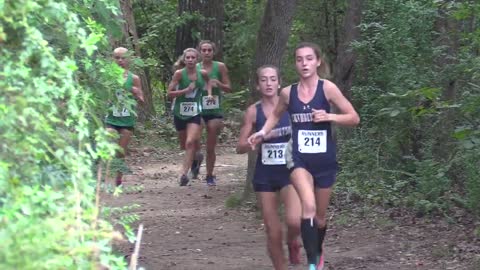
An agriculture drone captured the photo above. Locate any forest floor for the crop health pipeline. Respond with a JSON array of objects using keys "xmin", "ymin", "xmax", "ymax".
[{"xmin": 104, "ymin": 142, "xmax": 480, "ymax": 270}]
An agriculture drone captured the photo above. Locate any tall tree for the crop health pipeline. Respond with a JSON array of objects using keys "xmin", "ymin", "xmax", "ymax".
[
  {"xmin": 200, "ymin": 0, "xmax": 225, "ymax": 60},
  {"xmin": 175, "ymin": 0, "xmax": 225, "ymax": 59},
  {"xmin": 118, "ymin": 0, "xmax": 155, "ymax": 120},
  {"xmin": 243, "ymin": 0, "xmax": 298, "ymax": 200},
  {"xmin": 175, "ymin": 0, "xmax": 202, "ymax": 57},
  {"xmin": 250, "ymin": 0, "xmax": 298, "ymax": 92},
  {"xmin": 333, "ymin": 0, "xmax": 364, "ymax": 98}
]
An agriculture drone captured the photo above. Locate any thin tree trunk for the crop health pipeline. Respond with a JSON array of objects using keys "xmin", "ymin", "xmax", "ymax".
[
  {"xmin": 118, "ymin": 0, "xmax": 154, "ymax": 121},
  {"xmin": 244, "ymin": 0, "xmax": 298, "ymax": 201},
  {"xmin": 432, "ymin": 6, "xmax": 461, "ymax": 161},
  {"xmin": 175, "ymin": 0, "xmax": 201, "ymax": 57},
  {"xmin": 333, "ymin": 0, "xmax": 364, "ymax": 98},
  {"xmin": 200, "ymin": 0, "xmax": 225, "ymax": 60}
]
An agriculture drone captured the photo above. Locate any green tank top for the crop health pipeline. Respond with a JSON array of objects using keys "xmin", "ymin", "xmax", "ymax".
[
  {"xmin": 198, "ymin": 61, "xmax": 223, "ymax": 116},
  {"xmin": 173, "ymin": 68, "xmax": 205, "ymax": 120},
  {"xmin": 105, "ymin": 72, "xmax": 136, "ymax": 127}
]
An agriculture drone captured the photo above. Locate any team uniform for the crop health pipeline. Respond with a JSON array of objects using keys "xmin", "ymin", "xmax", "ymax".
[
  {"xmin": 198, "ymin": 61, "xmax": 223, "ymax": 122},
  {"xmin": 286, "ymin": 80, "xmax": 337, "ymax": 188},
  {"xmin": 172, "ymin": 68, "xmax": 205, "ymax": 131},
  {"xmin": 253, "ymin": 103, "xmax": 292, "ymax": 192},
  {"xmin": 105, "ymin": 71, "xmax": 136, "ymax": 130}
]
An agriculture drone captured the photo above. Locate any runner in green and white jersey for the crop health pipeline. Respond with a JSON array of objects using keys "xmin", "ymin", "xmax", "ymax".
[
  {"xmin": 105, "ymin": 47, "xmax": 144, "ymax": 186},
  {"xmin": 196, "ymin": 40, "xmax": 232, "ymax": 186},
  {"xmin": 168, "ymin": 48, "xmax": 211, "ymax": 186}
]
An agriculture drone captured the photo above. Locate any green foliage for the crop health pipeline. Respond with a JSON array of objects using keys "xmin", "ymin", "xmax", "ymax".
[
  {"xmin": 225, "ymin": 193, "xmax": 243, "ymax": 208},
  {"xmin": 0, "ymin": 0, "xmax": 132, "ymax": 268},
  {"xmin": 336, "ymin": 0, "xmax": 480, "ymax": 217}
]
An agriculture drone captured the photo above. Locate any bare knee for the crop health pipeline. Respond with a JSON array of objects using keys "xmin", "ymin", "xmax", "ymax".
[
  {"xmin": 206, "ymin": 144, "xmax": 216, "ymax": 156},
  {"xmin": 302, "ymin": 201, "xmax": 316, "ymax": 218},
  {"xmin": 185, "ymin": 138, "xmax": 199, "ymax": 150},
  {"xmin": 285, "ymin": 215, "xmax": 301, "ymax": 232},
  {"xmin": 265, "ymin": 222, "xmax": 282, "ymax": 244},
  {"xmin": 315, "ymin": 215, "xmax": 327, "ymax": 228}
]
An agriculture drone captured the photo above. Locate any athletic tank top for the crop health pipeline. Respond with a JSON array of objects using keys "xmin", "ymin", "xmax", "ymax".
[
  {"xmin": 198, "ymin": 61, "xmax": 223, "ymax": 116},
  {"xmin": 173, "ymin": 68, "xmax": 204, "ymax": 120},
  {"xmin": 255, "ymin": 102, "xmax": 291, "ymax": 170},
  {"xmin": 105, "ymin": 72, "xmax": 136, "ymax": 127},
  {"xmin": 287, "ymin": 80, "xmax": 336, "ymax": 167}
]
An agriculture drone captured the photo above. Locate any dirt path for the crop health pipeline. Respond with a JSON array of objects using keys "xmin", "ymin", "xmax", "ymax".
[{"xmin": 105, "ymin": 145, "xmax": 479, "ymax": 270}]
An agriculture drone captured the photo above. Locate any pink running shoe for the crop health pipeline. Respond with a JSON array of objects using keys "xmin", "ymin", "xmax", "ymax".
[
  {"xmin": 287, "ymin": 241, "xmax": 301, "ymax": 265},
  {"xmin": 316, "ymin": 254, "xmax": 325, "ymax": 270},
  {"xmin": 115, "ymin": 175, "xmax": 123, "ymax": 186}
]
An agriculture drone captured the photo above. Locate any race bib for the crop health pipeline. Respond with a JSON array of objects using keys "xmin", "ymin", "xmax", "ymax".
[
  {"xmin": 202, "ymin": 95, "xmax": 220, "ymax": 110},
  {"xmin": 112, "ymin": 106, "xmax": 130, "ymax": 117},
  {"xmin": 261, "ymin": 143, "xmax": 287, "ymax": 165},
  {"xmin": 298, "ymin": 130, "xmax": 327, "ymax": 153},
  {"xmin": 185, "ymin": 88, "xmax": 198, "ymax": 99},
  {"xmin": 180, "ymin": 102, "xmax": 198, "ymax": 116},
  {"xmin": 112, "ymin": 89, "xmax": 130, "ymax": 117}
]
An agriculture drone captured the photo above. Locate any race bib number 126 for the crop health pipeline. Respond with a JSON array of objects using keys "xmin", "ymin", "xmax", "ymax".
[{"xmin": 298, "ymin": 130, "xmax": 327, "ymax": 153}]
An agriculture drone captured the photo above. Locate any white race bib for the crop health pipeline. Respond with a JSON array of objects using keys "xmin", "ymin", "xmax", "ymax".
[
  {"xmin": 112, "ymin": 89, "xmax": 130, "ymax": 117},
  {"xmin": 112, "ymin": 106, "xmax": 130, "ymax": 117},
  {"xmin": 298, "ymin": 130, "xmax": 327, "ymax": 153},
  {"xmin": 185, "ymin": 88, "xmax": 198, "ymax": 99},
  {"xmin": 202, "ymin": 95, "xmax": 220, "ymax": 110},
  {"xmin": 261, "ymin": 143, "xmax": 287, "ymax": 165},
  {"xmin": 180, "ymin": 102, "xmax": 198, "ymax": 116}
]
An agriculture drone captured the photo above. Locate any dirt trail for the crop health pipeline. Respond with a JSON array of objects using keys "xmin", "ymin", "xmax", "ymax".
[{"xmin": 105, "ymin": 145, "xmax": 478, "ymax": 270}]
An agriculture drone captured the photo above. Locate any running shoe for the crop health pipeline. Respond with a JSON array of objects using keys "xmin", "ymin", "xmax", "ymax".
[
  {"xmin": 180, "ymin": 174, "xmax": 189, "ymax": 186},
  {"xmin": 316, "ymin": 254, "xmax": 325, "ymax": 270},
  {"xmin": 287, "ymin": 240, "xmax": 301, "ymax": 265},
  {"xmin": 190, "ymin": 152, "xmax": 203, "ymax": 179},
  {"xmin": 115, "ymin": 175, "xmax": 122, "ymax": 186},
  {"xmin": 308, "ymin": 264, "xmax": 316, "ymax": 270},
  {"xmin": 205, "ymin": 175, "xmax": 216, "ymax": 186}
]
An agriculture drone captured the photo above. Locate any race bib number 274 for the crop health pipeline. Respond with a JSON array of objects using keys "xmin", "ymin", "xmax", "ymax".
[{"xmin": 180, "ymin": 102, "xmax": 198, "ymax": 116}]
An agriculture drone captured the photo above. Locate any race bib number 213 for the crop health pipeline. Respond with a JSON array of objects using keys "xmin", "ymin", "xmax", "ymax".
[{"xmin": 261, "ymin": 143, "xmax": 287, "ymax": 165}]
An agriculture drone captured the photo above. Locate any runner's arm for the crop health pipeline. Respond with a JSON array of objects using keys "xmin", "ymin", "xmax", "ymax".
[
  {"xmin": 236, "ymin": 105, "xmax": 256, "ymax": 154},
  {"xmin": 322, "ymin": 80, "xmax": 360, "ymax": 126},
  {"xmin": 132, "ymin": 74, "xmax": 144, "ymax": 103},
  {"xmin": 216, "ymin": 62, "xmax": 232, "ymax": 93},
  {"xmin": 247, "ymin": 87, "xmax": 290, "ymax": 147},
  {"xmin": 259, "ymin": 87, "xmax": 289, "ymax": 134},
  {"xmin": 200, "ymin": 69, "xmax": 212, "ymax": 97},
  {"xmin": 167, "ymin": 70, "xmax": 195, "ymax": 98}
]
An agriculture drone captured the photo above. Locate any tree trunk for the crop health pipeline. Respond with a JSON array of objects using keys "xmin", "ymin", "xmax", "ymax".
[
  {"xmin": 333, "ymin": 0, "xmax": 363, "ymax": 98},
  {"xmin": 118, "ymin": 0, "xmax": 154, "ymax": 121},
  {"xmin": 175, "ymin": 0, "xmax": 225, "ymax": 59},
  {"xmin": 175, "ymin": 0, "xmax": 202, "ymax": 57},
  {"xmin": 432, "ymin": 5, "xmax": 461, "ymax": 161},
  {"xmin": 244, "ymin": 0, "xmax": 298, "ymax": 200},
  {"xmin": 200, "ymin": 0, "xmax": 225, "ymax": 60}
]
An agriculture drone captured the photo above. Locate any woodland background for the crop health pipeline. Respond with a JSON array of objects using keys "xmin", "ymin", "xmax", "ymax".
[{"xmin": 1, "ymin": 0, "xmax": 479, "ymax": 268}]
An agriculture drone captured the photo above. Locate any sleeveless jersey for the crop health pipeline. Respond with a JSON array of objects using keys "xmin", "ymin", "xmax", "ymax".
[
  {"xmin": 253, "ymin": 102, "xmax": 291, "ymax": 181},
  {"xmin": 287, "ymin": 80, "xmax": 337, "ymax": 171},
  {"xmin": 105, "ymin": 72, "xmax": 136, "ymax": 127},
  {"xmin": 173, "ymin": 68, "xmax": 205, "ymax": 120},
  {"xmin": 198, "ymin": 61, "xmax": 223, "ymax": 116}
]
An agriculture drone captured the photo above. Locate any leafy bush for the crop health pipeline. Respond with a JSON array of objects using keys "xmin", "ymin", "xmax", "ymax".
[{"xmin": 0, "ymin": 0, "xmax": 132, "ymax": 268}]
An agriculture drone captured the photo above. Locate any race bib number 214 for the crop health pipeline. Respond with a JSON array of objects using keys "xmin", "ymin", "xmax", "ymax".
[{"xmin": 298, "ymin": 130, "xmax": 327, "ymax": 153}]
